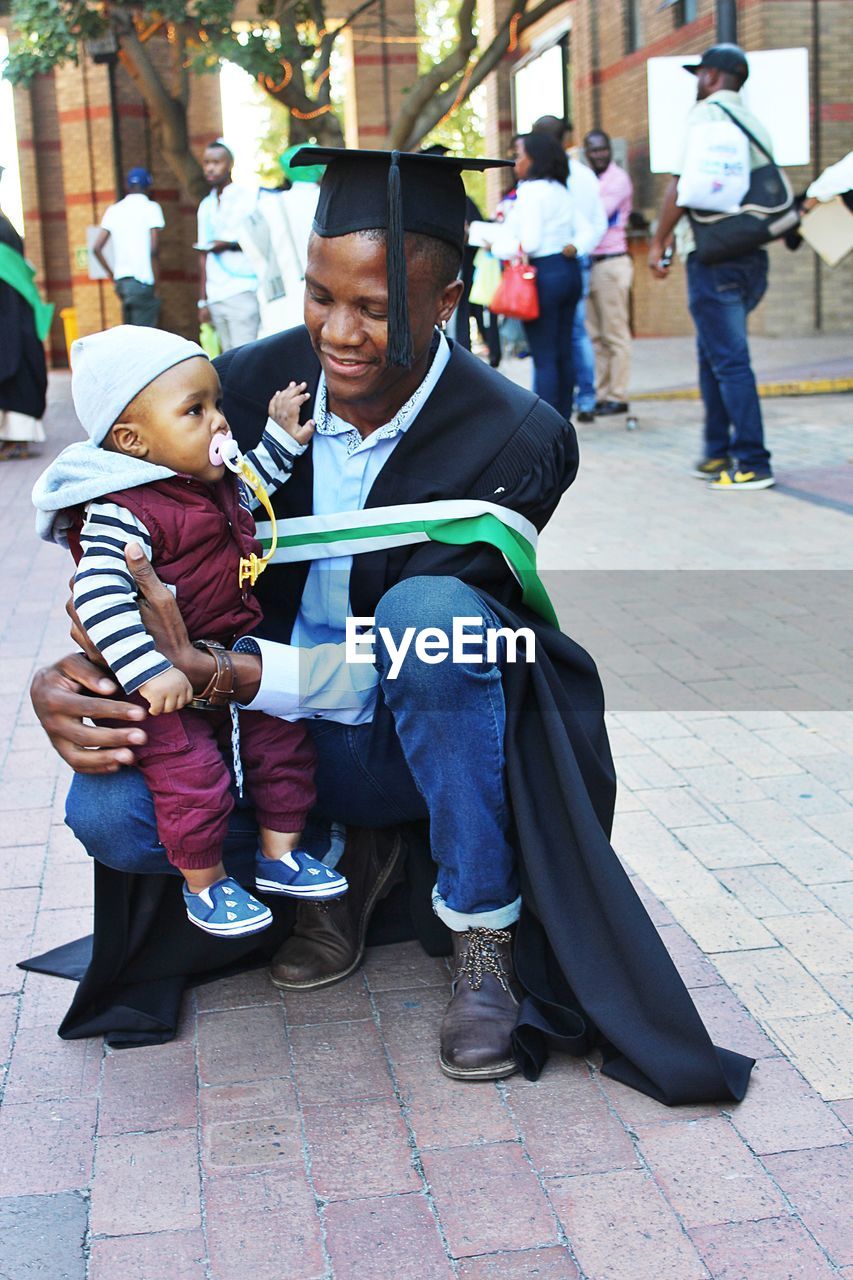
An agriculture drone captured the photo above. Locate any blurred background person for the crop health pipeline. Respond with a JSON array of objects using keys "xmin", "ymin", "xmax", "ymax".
[
  {"xmin": 489, "ymin": 132, "xmax": 595, "ymax": 417},
  {"xmin": 533, "ymin": 115, "xmax": 606, "ymax": 422},
  {"xmin": 0, "ymin": 185, "xmax": 50, "ymax": 460},
  {"xmin": 93, "ymin": 167, "xmax": 164, "ymax": 327},
  {"xmin": 239, "ymin": 145, "xmax": 323, "ymax": 338},
  {"xmin": 197, "ymin": 140, "xmax": 260, "ymax": 351},
  {"xmin": 421, "ymin": 144, "xmax": 501, "ymax": 365},
  {"xmin": 584, "ymin": 130, "xmax": 634, "ymax": 419},
  {"xmin": 648, "ymin": 44, "xmax": 774, "ymax": 490},
  {"xmin": 805, "ymin": 150, "xmax": 853, "ymax": 208}
]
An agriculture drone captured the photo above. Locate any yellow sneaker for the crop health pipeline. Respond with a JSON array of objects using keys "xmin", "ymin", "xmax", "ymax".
[
  {"xmin": 692, "ymin": 457, "xmax": 732, "ymax": 479},
  {"xmin": 710, "ymin": 469, "xmax": 775, "ymax": 491}
]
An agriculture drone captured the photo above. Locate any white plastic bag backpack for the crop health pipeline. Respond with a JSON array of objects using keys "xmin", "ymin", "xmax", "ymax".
[{"xmin": 677, "ymin": 120, "xmax": 751, "ymax": 213}]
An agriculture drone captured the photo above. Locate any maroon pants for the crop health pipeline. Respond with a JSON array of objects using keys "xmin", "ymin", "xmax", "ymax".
[{"xmin": 130, "ymin": 704, "xmax": 316, "ymax": 871}]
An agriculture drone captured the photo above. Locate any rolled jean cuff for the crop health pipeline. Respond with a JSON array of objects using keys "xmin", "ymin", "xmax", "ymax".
[{"xmin": 431, "ymin": 886, "xmax": 521, "ymax": 932}]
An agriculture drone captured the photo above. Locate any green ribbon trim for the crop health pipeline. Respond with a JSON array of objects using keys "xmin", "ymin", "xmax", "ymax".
[
  {"xmin": 0, "ymin": 243, "xmax": 54, "ymax": 341},
  {"xmin": 259, "ymin": 511, "xmax": 558, "ymax": 627}
]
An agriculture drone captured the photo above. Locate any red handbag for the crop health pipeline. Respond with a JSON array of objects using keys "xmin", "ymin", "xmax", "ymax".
[{"xmin": 489, "ymin": 258, "xmax": 539, "ymax": 322}]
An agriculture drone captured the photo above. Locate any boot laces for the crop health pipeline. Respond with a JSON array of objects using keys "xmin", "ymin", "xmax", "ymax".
[{"xmin": 461, "ymin": 928, "xmax": 512, "ymax": 994}]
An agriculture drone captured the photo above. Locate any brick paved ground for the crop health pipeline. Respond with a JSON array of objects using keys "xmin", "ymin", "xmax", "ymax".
[{"xmin": 0, "ymin": 353, "xmax": 850, "ymax": 1278}]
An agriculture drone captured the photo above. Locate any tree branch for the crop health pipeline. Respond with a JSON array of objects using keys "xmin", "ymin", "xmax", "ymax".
[
  {"xmin": 393, "ymin": 0, "xmax": 477, "ymax": 129},
  {"xmin": 116, "ymin": 18, "xmax": 207, "ymax": 198},
  {"xmin": 116, "ymin": 19, "xmax": 179, "ymax": 122},
  {"xmin": 324, "ymin": 0, "xmax": 380, "ymax": 42},
  {"xmin": 391, "ymin": 0, "xmax": 565, "ymax": 149},
  {"xmin": 172, "ymin": 21, "xmax": 190, "ymax": 108}
]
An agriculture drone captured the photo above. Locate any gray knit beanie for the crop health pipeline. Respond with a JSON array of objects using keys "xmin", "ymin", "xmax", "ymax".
[{"xmin": 70, "ymin": 326, "xmax": 207, "ymax": 446}]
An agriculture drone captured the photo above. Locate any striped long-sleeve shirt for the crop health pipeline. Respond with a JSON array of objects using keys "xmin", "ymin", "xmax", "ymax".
[{"xmin": 73, "ymin": 418, "xmax": 304, "ymax": 695}]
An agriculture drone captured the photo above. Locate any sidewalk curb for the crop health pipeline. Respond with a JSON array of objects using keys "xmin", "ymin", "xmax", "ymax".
[{"xmin": 633, "ymin": 376, "xmax": 853, "ymax": 402}]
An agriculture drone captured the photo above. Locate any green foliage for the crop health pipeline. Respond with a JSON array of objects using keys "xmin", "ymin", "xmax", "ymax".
[
  {"xmin": 252, "ymin": 91, "xmax": 292, "ymax": 186},
  {"xmin": 5, "ymin": 0, "xmax": 97, "ymax": 82},
  {"xmin": 415, "ymin": 0, "xmax": 486, "ymax": 210},
  {"xmin": 5, "ymin": 0, "xmax": 488, "ymax": 165},
  {"xmin": 4, "ymin": 0, "xmax": 236, "ymax": 85},
  {"xmin": 206, "ymin": 25, "xmax": 299, "ymax": 85}
]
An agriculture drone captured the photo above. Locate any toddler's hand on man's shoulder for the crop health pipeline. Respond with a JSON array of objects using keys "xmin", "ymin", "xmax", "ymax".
[
  {"xmin": 139, "ymin": 668, "xmax": 193, "ymax": 716},
  {"xmin": 268, "ymin": 382, "xmax": 315, "ymax": 447}
]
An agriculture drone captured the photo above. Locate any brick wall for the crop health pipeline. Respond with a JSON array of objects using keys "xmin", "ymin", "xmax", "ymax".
[
  {"xmin": 15, "ymin": 70, "xmax": 73, "ymax": 366},
  {"xmin": 14, "ymin": 35, "xmax": 223, "ymax": 364},
  {"xmin": 484, "ymin": 0, "xmax": 852, "ymax": 337},
  {"xmin": 481, "ymin": 0, "xmax": 518, "ymax": 212},
  {"xmin": 342, "ymin": 0, "xmax": 418, "ymax": 145}
]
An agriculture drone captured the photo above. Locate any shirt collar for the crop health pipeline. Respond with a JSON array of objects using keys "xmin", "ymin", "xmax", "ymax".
[{"xmin": 313, "ymin": 329, "xmax": 451, "ymax": 448}]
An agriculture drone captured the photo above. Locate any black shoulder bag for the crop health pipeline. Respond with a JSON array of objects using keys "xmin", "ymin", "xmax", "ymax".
[{"xmin": 688, "ymin": 105, "xmax": 800, "ymax": 264}]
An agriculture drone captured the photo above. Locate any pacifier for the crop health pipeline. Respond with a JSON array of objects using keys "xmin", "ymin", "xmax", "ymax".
[
  {"xmin": 209, "ymin": 431, "xmax": 240, "ymax": 469},
  {"xmin": 209, "ymin": 431, "xmax": 279, "ymax": 588}
]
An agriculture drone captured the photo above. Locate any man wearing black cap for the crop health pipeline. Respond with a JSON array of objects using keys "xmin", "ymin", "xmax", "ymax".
[
  {"xmin": 31, "ymin": 147, "xmax": 754, "ymax": 1107},
  {"xmin": 93, "ymin": 168, "xmax": 164, "ymax": 327},
  {"xmin": 649, "ymin": 44, "xmax": 775, "ymax": 490}
]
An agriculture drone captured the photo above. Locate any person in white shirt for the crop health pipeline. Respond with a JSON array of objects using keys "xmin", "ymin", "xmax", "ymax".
[
  {"xmin": 197, "ymin": 141, "xmax": 260, "ymax": 352},
  {"xmin": 533, "ymin": 116, "xmax": 607, "ymax": 422},
  {"xmin": 489, "ymin": 132, "xmax": 597, "ymax": 418},
  {"xmin": 238, "ymin": 146, "xmax": 323, "ymax": 339},
  {"xmin": 93, "ymin": 168, "xmax": 164, "ymax": 327}
]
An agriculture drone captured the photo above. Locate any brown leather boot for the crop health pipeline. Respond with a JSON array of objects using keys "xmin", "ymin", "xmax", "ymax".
[
  {"xmin": 439, "ymin": 927, "xmax": 521, "ymax": 1081},
  {"xmin": 269, "ymin": 828, "xmax": 404, "ymax": 990}
]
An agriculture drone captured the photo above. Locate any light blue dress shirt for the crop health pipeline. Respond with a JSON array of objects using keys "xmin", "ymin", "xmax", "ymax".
[{"xmin": 241, "ymin": 331, "xmax": 451, "ymax": 725}]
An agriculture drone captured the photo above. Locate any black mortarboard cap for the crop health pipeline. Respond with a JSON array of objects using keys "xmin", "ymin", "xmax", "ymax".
[{"xmin": 290, "ymin": 147, "xmax": 511, "ymax": 367}]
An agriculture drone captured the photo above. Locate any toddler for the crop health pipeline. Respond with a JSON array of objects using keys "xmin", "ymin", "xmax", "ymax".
[{"xmin": 33, "ymin": 326, "xmax": 346, "ymax": 936}]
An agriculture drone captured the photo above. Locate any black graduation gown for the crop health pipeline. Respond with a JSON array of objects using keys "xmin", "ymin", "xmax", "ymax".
[
  {"xmin": 24, "ymin": 328, "xmax": 753, "ymax": 1104},
  {"xmin": 0, "ymin": 214, "xmax": 48, "ymax": 419}
]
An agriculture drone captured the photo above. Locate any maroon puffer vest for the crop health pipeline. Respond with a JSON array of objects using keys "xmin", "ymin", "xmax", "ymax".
[{"xmin": 69, "ymin": 475, "xmax": 264, "ymax": 644}]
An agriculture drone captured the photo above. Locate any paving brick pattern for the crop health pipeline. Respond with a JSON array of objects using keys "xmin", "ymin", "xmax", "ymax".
[{"xmin": 0, "ymin": 369, "xmax": 850, "ymax": 1276}]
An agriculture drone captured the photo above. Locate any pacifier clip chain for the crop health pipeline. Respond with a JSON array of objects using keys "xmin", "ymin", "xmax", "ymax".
[{"xmin": 218, "ymin": 439, "xmax": 278, "ymax": 586}]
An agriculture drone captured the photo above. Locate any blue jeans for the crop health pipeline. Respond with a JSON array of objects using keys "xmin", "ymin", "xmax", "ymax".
[
  {"xmin": 65, "ymin": 577, "xmax": 520, "ymax": 930},
  {"xmin": 686, "ymin": 250, "xmax": 770, "ymax": 472},
  {"xmin": 572, "ymin": 256, "xmax": 597, "ymax": 413},
  {"xmin": 523, "ymin": 254, "xmax": 582, "ymax": 419}
]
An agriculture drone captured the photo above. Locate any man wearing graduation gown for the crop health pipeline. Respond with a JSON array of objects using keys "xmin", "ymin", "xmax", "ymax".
[{"xmin": 29, "ymin": 149, "xmax": 753, "ymax": 1105}]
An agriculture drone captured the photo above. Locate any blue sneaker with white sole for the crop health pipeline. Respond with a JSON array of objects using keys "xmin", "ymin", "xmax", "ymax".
[
  {"xmin": 183, "ymin": 877, "xmax": 273, "ymax": 937},
  {"xmin": 255, "ymin": 849, "xmax": 348, "ymax": 899}
]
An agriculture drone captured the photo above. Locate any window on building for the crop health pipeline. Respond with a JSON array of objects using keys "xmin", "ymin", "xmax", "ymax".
[
  {"xmin": 625, "ymin": 0, "xmax": 643, "ymax": 53},
  {"xmin": 673, "ymin": 0, "xmax": 698, "ymax": 25},
  {"xmin": 511, "ymin": 34, "xmax": 570, "ymax": 133}
]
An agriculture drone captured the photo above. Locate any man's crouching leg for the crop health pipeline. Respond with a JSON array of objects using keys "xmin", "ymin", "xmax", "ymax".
[{"xmin": 375, "ymin": 576, "xmax": 522, "ymax": 1081}]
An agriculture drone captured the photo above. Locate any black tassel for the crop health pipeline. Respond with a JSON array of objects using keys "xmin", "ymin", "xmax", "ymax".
[{"xmin": 386, "ymin": 151, "xmax": 414, "ymax": 368}]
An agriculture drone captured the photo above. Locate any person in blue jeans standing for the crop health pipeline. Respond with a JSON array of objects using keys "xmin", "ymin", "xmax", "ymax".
[
  {"xmin": 685, "ymin": 249, "xmax": 770, "ymax": 481},
  {"xmin": 490, "ymin": 133, "xmax": 597, "ymax": 419},
  {"xmin": 531, "ymin": 116, "xmax": 608, "ymax": 424},
  {"xmin": 648, "ymin": 43, "xmax": 775, "ymax": 490},
  {"xmin": 572, "ymin": 255, "xmax": 598, "ymax": 421}
]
